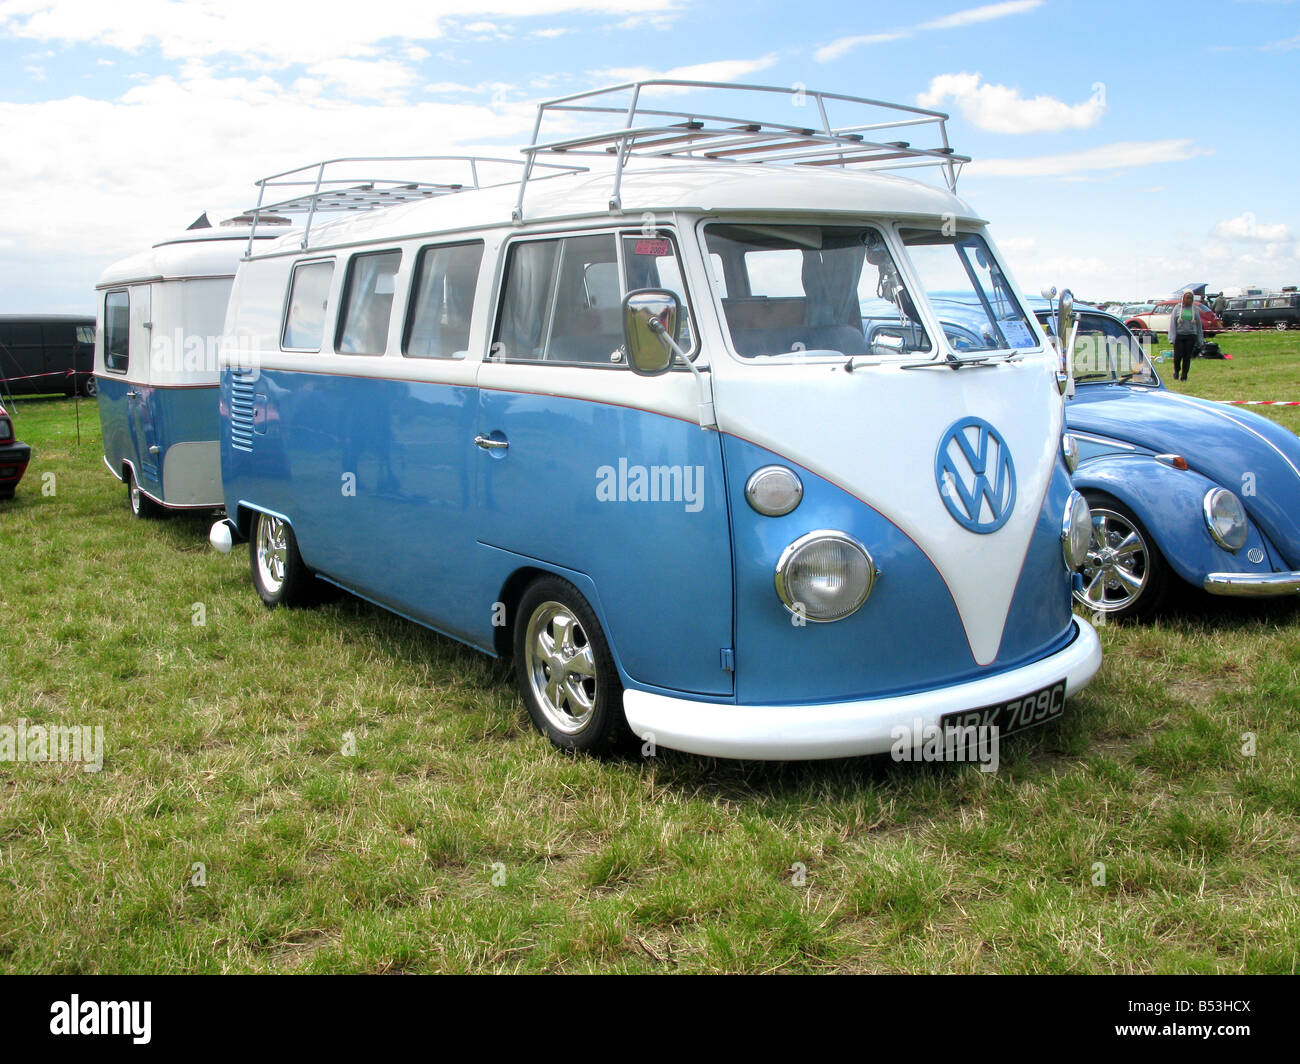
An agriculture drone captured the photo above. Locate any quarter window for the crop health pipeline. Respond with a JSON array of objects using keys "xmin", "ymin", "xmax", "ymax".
[
  {"xmin": 282, "ymin": 260, "xmax": 335, "ymax": 352},
  {"xmin": 104, "ymin": 291, "xmax": 129, "ymax": 372},
  {"xmin": 404, "ymin": 242, "xmax": 484, "ymax": 359},
  {"xmin": 337, "ymin": 250, "xmax": 401, "ymax": 355}
]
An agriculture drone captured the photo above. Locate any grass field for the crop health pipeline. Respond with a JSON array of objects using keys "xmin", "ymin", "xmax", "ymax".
[{"xmin": 1, "ymin": 333, "xmax": 1299, "ymax": 974}]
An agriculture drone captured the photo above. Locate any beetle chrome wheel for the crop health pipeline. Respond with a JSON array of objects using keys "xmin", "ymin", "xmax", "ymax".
[
  {"xmin": 1077, "ymin": 506, "xmax": 1150, "ymax": 613},
  {"xmin": 255, "ymin": 514, "xmax": 289, "ymax": 595},
  {"xmin": 523, "ymin": 601, "xmax": 598, "ymax": 734}
]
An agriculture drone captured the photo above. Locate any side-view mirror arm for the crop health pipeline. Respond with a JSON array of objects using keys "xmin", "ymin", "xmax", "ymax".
[{"xmin": 649, "ymin": 318, "xmax": 715, "ymax": 430}]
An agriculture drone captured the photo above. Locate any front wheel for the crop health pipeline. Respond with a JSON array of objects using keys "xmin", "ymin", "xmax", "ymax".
[
  {"xmin": 126, "ymin": 469, "xmax": 163, "ymax": 519},
  {"xmin": 513, "ymin": 576, "xmax": 631, "ymax": 755},
  {"xmin": 1075, "ymin": 495, "xmax": 1170, "ymax": 621},
  {"xmin": 82, "ymin": 375, "xmax": 97, "ymax": 398},
  {"xmin": 249, "ymin": 511, "xmax": 316, "ymax": 608}
]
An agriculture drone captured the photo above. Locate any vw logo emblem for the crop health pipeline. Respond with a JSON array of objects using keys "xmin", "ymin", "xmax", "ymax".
[{"xmin": 935, "ymin": 417, "xmax": 1017, "ymax": 533}]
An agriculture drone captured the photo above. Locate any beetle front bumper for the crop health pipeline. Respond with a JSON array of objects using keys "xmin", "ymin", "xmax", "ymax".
[
  {"xmin": 1204, "ymin": 570, "xmax": 1300, "ymax": 597},
  {"xmin": 0, "ymin": 440, "xmax": 32, "ymax": 494},
  {"xmin": 622, "ymin": 617, "xmax": 1102, "ymax": 760}
]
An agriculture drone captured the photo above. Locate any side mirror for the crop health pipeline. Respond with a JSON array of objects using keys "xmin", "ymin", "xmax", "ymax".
[
  {"xmin": 622, "ymin": 289, "xmax": 680, "ymax": 376},
  {"xmin": 1057, "ymin": 288, "xmax": 1076, "ymax": 398},
  {"xmin": 1056, "ymin": 288, "xmax": 1075, "ymax": 348}
]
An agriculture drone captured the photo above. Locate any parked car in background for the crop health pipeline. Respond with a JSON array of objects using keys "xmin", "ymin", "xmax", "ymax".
[
  {"xmin": 1125, "ymin": 299, "xmax": 1220, "ymax": 342},
  {"xmin": 1221, "ymin": 292, "xmax": 1300, "ymax": 331},
  {"xmin": 1035, "ymin": 304, "xmax": 1300, "ymax": 619},
  {"xmin": 0, "ymin": 400, "xmax": 31, "ymax": 499},
  {"xmin": 0, "ymin": 314, "xmax": 96, "ymax": 396}
]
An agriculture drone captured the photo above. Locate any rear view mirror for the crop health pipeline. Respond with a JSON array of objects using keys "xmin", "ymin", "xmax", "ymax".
[{"xmin": 622, "ymin": 289, "xmax": 680, "ymax": 376}]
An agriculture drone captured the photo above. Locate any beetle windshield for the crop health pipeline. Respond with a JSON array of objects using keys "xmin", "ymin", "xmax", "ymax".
[
  {"xmin": 899, "ymin": 229, "xmax": 1038, "ymax": 354},
  {"xmin": 1071, "ymin": 311, "xmax": 1159, "ymax": 386},
  {"xmin": 704, "ymin": 223, "xmax": 932, "ymax": 359}
]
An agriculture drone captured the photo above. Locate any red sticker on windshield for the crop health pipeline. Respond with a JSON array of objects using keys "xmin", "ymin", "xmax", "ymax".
[{"xmin": 634, "ymin": 239, "xmax": 671, "ymax": 256}]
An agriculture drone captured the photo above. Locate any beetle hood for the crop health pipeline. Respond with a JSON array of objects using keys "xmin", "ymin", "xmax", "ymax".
[{"xmin": 1068, "ymin": 387, "xmax": 1300, "ymax": 568}]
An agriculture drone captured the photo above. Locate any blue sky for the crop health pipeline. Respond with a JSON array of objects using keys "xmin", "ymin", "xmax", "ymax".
[{"xmin": 0, "ymin": 0, "xmax": 1296, "ymax": 312}]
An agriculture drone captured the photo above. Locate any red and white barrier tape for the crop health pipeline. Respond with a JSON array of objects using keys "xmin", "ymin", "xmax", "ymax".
[{"xmin": 1219, "ymin": 400, "xmax": 1300, "ymax": 406}]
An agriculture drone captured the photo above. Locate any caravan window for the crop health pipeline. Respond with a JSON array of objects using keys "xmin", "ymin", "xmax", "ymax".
[
  {"xmin": 104, "ymin": 291, "xmax": 130, "ymax": 372},
  {"xmin": 492, "ymin": 231, "xmax": 694, "ymax": 365},
  {"xmin": 282, "ymin": 260, "xmax": 335, "ymax": 352},
  {"xmin": 337, "ymin": 250, "xmax": 401, "ymax": 355},
  {"xmin": 403, "ymin": 241, "xmax": 484, "ymax": 359}
]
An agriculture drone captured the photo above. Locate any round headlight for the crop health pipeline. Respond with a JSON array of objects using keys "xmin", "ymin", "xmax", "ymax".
[
  {"xmin": 774, "ymin": 531, "xmax": 875, "ymax": 622},
  {"xmin": 1203, "ymin": 488, "xmax": 1248, "ymax": 551},
  {"xmin": 746, "ymin": 465, "xmax": 803, "ymax": 516},
  {"xmin": 1061, "ymin": 433, "xmax": 1079, "ymax": 474},
  {"xmin": 1061, "ymin": 490, "xmax": 1092, "ymax": 570}
]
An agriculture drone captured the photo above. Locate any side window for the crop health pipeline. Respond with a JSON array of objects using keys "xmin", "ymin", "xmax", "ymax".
[
  {"xmin": 76, "ymin": 325, "xmax": 95, "ymax": 345},
  {"xmin": 403, "ymin": 242, "xmax": 484, "ymax": 359},
  {"xmin": 337, "ymin": 250, "xmax": 401, "ymax": 355},
  {"xmin": 493, "ymin": 231, "xmax": 695, "ymax": 366},
  {"xmin": 282, "ymin": 260, "xmax": 335, "ymax": 352},
  {"xmin": 104, "ymin": 291, "xmax": 130, "ymax": 372},
  {"xmin": 494, "ymin": 234, "xmax": 622, "ymax": 365}
]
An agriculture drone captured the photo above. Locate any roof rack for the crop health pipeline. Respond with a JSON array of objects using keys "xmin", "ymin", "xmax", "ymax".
[
  {"xmin": 244, "ymin": 155, "xmax": 587, "ymax": 254},
  {"xmin": 514, "ymin": 80, "xmax": 970, "ymax": 221}
]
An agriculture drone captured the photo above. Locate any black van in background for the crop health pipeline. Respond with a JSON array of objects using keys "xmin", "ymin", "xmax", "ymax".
[
  {"xmin": 0, "ymin": 314, "xmax": 97, "ymax": 397},
  {"xmin": 1221, "ymin": 293, "xmax": 1300, "ymax": 331}
]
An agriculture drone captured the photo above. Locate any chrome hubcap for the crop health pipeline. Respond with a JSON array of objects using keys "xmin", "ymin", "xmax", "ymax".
[
  {"xmin": 1077, "ymin": 508, "xmax": 1149, "ymax": 612},
  {"xmin": 256, "ymin": 515, "xmax": 289, "ymax": 593},
  {"xmin": 524, "ymin": 601, "xmax": 597, "ymax": 734}
]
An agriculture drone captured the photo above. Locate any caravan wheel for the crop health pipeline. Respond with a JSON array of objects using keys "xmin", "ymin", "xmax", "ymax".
[{"xmin": 126, "ymin": 470, "xmax": 163, "ymax": 519}]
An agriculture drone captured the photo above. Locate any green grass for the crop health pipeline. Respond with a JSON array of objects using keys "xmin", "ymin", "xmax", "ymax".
[{"xmin": 2, "ymin": 341, "xmax": 1300, "ymax": 974}]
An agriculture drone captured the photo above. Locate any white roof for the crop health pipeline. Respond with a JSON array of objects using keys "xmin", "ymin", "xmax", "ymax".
[
  {"xmin": 248, "ymin": 162, "xmax": 983, "ymax": 260},
  {"xmin": 96, "ymin": 225, "xmax": 290, "ymax": 288}
]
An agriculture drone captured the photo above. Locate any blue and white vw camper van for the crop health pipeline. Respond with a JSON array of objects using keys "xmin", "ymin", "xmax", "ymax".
[
  {"xmin": 212, "ymin": 83, "xmax": 1102, "ymax": 759},
  {"xmin": 95, "ymin": 217, "xmax": 290, "ymax": 517}
]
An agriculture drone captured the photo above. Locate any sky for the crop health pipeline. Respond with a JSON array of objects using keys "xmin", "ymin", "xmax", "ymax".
[{"xmin": 0, "ymin": 0, "xmax": 1296, "ymax": 313}]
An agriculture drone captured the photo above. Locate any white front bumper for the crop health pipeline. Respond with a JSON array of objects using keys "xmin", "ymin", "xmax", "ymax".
[{"xmin": 623, "ymin": 618, "xmax": 1103, "ymax": 760}]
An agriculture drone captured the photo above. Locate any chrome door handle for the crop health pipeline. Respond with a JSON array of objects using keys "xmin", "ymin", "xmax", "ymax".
[
  {"xmin": 125, "ymin": 389, "xmax": 138, "ymax": 398},
  {"xmin": 474, "ymin": 434, "xmax": 509, "ymax": 451}
]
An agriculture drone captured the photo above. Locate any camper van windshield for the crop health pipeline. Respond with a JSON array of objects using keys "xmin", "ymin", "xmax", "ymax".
[
  {"xmin": 899, "ymin": 229, "xmax": 1037, "ymax": 353},
  {"xmin": 704, "ymin": 223, "xmax": 932, "ymax": 360}
]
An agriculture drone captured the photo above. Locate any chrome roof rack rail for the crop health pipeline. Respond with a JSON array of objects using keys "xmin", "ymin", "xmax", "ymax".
[
  {"xmin": 244, "ymin": 155, "xmax": 588, "ymax": 255},
  {"xmin": 514, "ymin": 80, "xmax": 969, "ymax": 222}
]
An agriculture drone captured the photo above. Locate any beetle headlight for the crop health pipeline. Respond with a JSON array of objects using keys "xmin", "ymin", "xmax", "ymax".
[
  {"xmin": 1203, "ymin": 488, "xmax": 1248, "ymax": 551},
  {"xmin": 746, "ymin": 465, "xmax": 803, "ymax": 516},
  {"xmin": 1061, "ymin": 433, "xmax": 1079, "ymax": 474},
  {"xmin": 774, "ymin": 531, "xmax": 875, "ymax": 622},
  {"xmin": 1061, "ymin": 490, "xmax": 1092, "ymax": 570}
]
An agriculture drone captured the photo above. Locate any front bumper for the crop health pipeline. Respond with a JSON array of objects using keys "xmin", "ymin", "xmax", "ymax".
[
  {"xmin": 623, "ymin": 618, "xmax": 1103, "ymax": 760},
  {"xmin": 1204, "ymin": 570, "xmax": 1300, "ymax": 597},
  {"xmin": 0, "ymin": 440, "xmax": 32, "ymax": 490}
]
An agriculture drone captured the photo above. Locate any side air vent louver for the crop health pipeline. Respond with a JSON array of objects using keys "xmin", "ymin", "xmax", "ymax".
[{"xmin": 230, "ymin": 375, "xmax": 255, "ymax": 453}]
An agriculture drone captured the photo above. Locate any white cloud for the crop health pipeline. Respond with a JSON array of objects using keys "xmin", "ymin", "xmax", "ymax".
[
  {"xmin": 1211, "ymin": 212, "xmax": 1292, "ymax": 242},
  {"xmin": 0, "ymin": 65, "xmax": 542, "ymax": 269},
  {"xmin": 814, "ymin": 33, "xmax": 907, "ymax": 63},
  {"xmin": 971, "ymin": 139, "xmax": 1211, "ymax": 177},
  {"xmin": 918, "ymin": 0, "xmax": 1043, "ymax": 30},
  {"xmin": 592, "ymin": 54, "xmax": 780, "ymax": 88},
  {"xmin": 304, "ymin": 58, "xmax": 420, "ymax": 101},
  {"xmin": 814, "ymin": 0, "xmax": 1042, "ymax": 62},
  {"xmin": 0, "ymin": 1, "xmax": 680, "ymax": 67},
  {"xmin": 917, "ymin": 73, "xmax": 1106, "ymax": 133},
  {"xmin": 1262, "ymin": 33, "xmax": 1300, "ymax": 50}
]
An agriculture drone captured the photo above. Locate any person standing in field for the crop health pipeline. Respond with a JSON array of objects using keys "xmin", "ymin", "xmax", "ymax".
[
  {"xmin": 1169, "ymin": 289, "xmax": 1202, "ymax": 382},
  {"xmin": 1212, "ymin": 292, "xmax": 1227, "ymax": 317}
]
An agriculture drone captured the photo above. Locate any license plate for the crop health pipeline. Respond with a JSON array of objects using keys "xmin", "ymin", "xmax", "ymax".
[{"xmin": 940, "ymin": 679, "xmax": 1067, "ymax": 739}]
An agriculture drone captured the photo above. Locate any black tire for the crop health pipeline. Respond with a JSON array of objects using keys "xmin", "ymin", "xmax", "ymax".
[
  {"xmin": 249, "ymin": 511, "xmax": 317, "ymax": 608},
  {"xmin": 126, "ymin": 469, "xmax": 164, "ymax": 519},
  {"xmin": 82, "ymin": 375, "xmax": 97, "ymax": 398},
  {"xmin": 512, "ymin": 576, "xmax": 632, "ymax": 755},
  {"xmin": 1075, "ymin": 493, "xmax": 1171, "ymax": 622}
]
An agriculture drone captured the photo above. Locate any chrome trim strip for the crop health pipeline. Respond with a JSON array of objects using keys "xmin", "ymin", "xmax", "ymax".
[{"xmin": 1203, "ymin": 571, "xmax": 1300, "ymax": 597}]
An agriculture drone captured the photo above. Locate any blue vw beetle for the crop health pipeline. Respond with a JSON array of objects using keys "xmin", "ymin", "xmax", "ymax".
[{"xmin": 1034, "ymin": 301, "xmax": 1300, "ymax": 619}]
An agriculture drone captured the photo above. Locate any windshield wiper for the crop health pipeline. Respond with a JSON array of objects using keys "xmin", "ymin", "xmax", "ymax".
[{"xmin": 900, "ymin": 351, "xmax": 999, "ymax": 371}]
